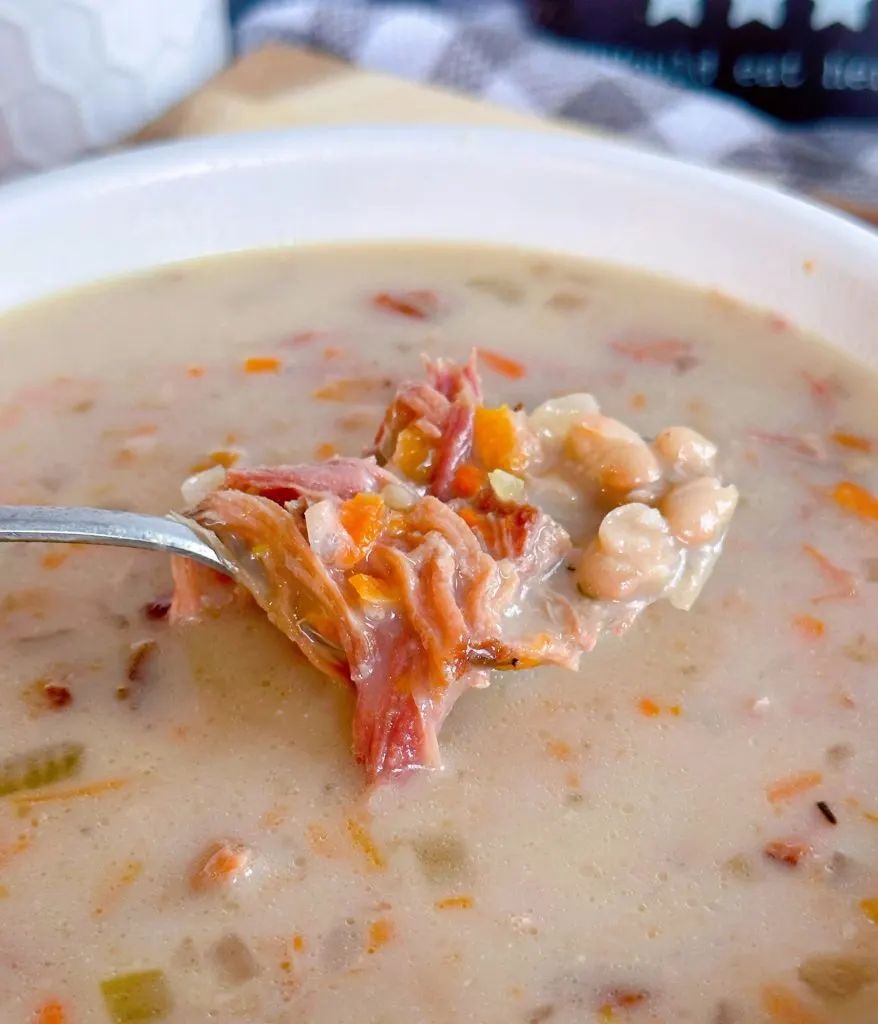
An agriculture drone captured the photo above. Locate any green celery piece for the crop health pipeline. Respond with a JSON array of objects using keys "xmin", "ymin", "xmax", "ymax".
[
  {"xmin": 100, "ymin": 969, "xmax": 172, "ymax": 1023},
  {"xmin": 0, "ymin": 741, "xmax": 84, "ymax": 797}
]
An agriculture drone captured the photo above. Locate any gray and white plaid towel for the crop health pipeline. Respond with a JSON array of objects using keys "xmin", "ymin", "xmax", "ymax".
[{"xmin": 236, "ymin": 0, "xmax": 878, "ymax": 203}]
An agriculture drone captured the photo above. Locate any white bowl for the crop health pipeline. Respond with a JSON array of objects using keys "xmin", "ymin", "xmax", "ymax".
[{"xmin": 0, "ymin": 126, "xmax": 877, "ymax": 369}]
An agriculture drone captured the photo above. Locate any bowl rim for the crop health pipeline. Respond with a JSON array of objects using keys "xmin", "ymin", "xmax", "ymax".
[{"xmin": 0, "ymin": 123, "xmax": 877, "ymax": 257}]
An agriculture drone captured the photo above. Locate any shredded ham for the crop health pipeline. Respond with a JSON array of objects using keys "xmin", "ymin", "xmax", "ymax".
[{"xmin": 173, "ymin": 352, "xmax": 737, "ymax": 783}]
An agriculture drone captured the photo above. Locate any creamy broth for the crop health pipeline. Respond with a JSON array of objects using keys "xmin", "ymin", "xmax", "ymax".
[{"xmin": 1, "ymin": 246, "xmax": 877, "ymax": 1024}]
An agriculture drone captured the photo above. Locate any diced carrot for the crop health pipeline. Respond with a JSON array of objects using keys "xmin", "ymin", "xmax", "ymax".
[
  {"xmin": 366, "ymin": 917, "xmax": 395, "ymax": 954},
  {"xmin": 35, "ymin": 1000, "xmax": 66, "ymax": 1024},
  {"xmin": 473, "ymin": 405, "xmax": 524, "ymax": 473},
  {"xmin": 761, "ymin": 983, "xmax": 820, "ymax": 1023},
  {"xmin": 190, "ymin": 449, "xmax": 240, "ymax": 474},
  {"xmin": 349, "ymin": 574, "xmax": 398, "ymax": 605},
  {"xmin": 189, "ymin": 839, "xmax": 251, "ymax": 892},
  {"xmin": 346, "ymin": 816, "xmax": 385, "ymax": 871},
  {"xmin": 314, "ymin": 442, "xmax": 339, "ymax": 461},
  {"xmin": 831, "ymin": 430, "xmax": 873, "ymax": 453},
  {"xmin": 40, "ymin": 550, "xmax": 70, "ymax": 570},
  {"xmin": 802, "ymin": 544, "xmax": 858, "ymax": 602},
  {"xmin": 435, "ymin": 896, "xmax": 474, "ymax": 910},
  {"xmin": 322, "ymin": 346, "xmax": 344, "ymax": 361},
  {"xmin": 631, "ymin": 392, "xmax": 648, "ymax": 411},
  {"xmin": 394, "ymin": 425, "xmax": 436, "ymax": 483},
  {"xmin": 638, "ymin": 698, "xmax": 661, "ymax": 718},
  {"xmin": 292, "ymin": 933, "xmax": 306, "ymax": 953},
  {"xmin": 546, "ymin": 740, "xmax": 573, "ymax": 762},
  {"xmin": 187, "ymin": 365, "xmax": 205, "ymax": 378},
  {"xmin": 792, "ymin": 614, "xmax": 825, "ymax": 639},
  {"xmin": 372, "ymin": 290, "xmax": 438, "ymax": 320},
  {"xmin": 339, "ymin": 494, "xmax": 385, "ymax": 553},
  {"xmin": 313, "ymin": 377, "xmax": 390, "ymax": 402},
  {"xmin": 860, "ymin": 898, "xmax": 878, "ymax": 924},
  {"xmin": 764, "ymin": 839, "xmax": 810, "ymax": 867},
  {"xmin": 766, "ymin": 771, "xmax": 823, "ymax": 804},
  {"xmin": 243, "ymin": 356, "xmax": 282, "ymax": 374},
  {"xmin": 610, "ymin": 337, "xmax": 694, "ymax": 368},
  {"xmin": 832, "ymin": 480, "xmax": 878, "ymax": 521},
  {"xmin": 452, "ymin": 463, "xmax": 486, "ymax": 498},
  {"xmin": 478, "ymin": 349, "xmax": 527, "ymax": 380}
]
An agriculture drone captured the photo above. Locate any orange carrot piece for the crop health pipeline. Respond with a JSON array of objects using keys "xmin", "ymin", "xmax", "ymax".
[
  {"xmin": 766, "ymin": 771, "xmax": 823, "ymax": 804},
  {"xmin": 339, "ymin": 494, "xmax": 385, "ymax": 552},
  {"xmin": 292, "ymin": 933, "xmax": 306, "ymax": 953},
  {"xmin": 833, "ymin": 480, "xmax": 878, "ymax": 521},
  {"xmin": 792, "ymin": 614, "xmax": 825, "ymax": 639},
  {"xmin": 187, "ymin": 366, "xmax": 205, "ymax": 379},
  {"xmin": 366, "ymin": 917, "xmax": 395, "ymax": 954},
  {"xmin": 631, "ymin": 392, "xmax": 648, "ymax": 411},
  {"xmin": 478, "ymin": 349, "xmax": 527, "ymax": 380},
  {"xmin": 546, "ymin": 740, "xmax": 574, "ymax": 762},
  {"xmin": 243, "ymin": 356, "xmax": 282, "ymax": 374},
  {"xmin": 12, "ymin": 777, "xmax": 129, "ymax": 806},
  {"xmin": 40, "ymin": 550, "xmax": 70, "ymax": 570},
  {"xmin": 190, "ymin": 839, "xmax": 251, "ymax": 892},
  {"xmin": 35, "ymin": 1000, "xmax": 67, "ymax": 1024},
  {"xmin": 802, "ymin": 544, "xmax": 858, "ymax": 602},
  {"xmin": 372, "ymin": 290, "xmax": 438, "ymax": 320},
  {"xmin": 312, "ymin": 377, "xmax": 389, "ymax": 402},
  {"xmin": 346, "ymin": 816, "xmax": 385, "ymax": 871},
  {"xmin": 452, "ymin": 463, "xmax": 486, "ymax": 498},
  {"xmin": 314, "ymin": 442, "xmax": 339, "ymax": 461},
  {"xmin": 761, "ymin": 984, "xmax": 820, "ymax": 1023},
  {"xmin": 860, "ymin": 898, "xmax": 878, "ymax": 924},
  {"xmin": 435, "ymin": 896, "xmax": 474, "ymax": 910},
  {"xmin": 349, "ymin": 574, "xmax": 398, "ymax": 604},
  {"xmin": 473, "ymin": 405, "xmax": 524, "ymax": 473},
  {"xmin": 831, "ymin": 430, "xmax": 873, "ymax": 452},
  {"xmin": 638, "ymin": 698, "xmax": 661, "ymax": 718}
]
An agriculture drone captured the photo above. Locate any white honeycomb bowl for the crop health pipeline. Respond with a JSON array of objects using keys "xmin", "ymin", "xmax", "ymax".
[{"xmin": 0, "ymin": 0, "xmax": 230, "ymax": 182}]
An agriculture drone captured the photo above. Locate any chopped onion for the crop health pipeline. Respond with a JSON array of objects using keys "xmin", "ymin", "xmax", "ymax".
[
  {"xmin": 489, "ymin": 469, "xmax": 526, "ymax": 505},
  {"xmin": 305, "ymin": 500, "xmax": 346, "ymax": 561},
  {"xmin": 382, "ymin": 482, "xmax": 417, "ymax": 511},
  {"xmin": 528, "ymin": 393, "xmax": 600, "ymax": 444},
  {"xmin": 181, "ymin": 465, "xmax": 226, "ymax": 507}
]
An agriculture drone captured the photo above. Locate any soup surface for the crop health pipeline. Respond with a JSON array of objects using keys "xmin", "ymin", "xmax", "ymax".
[{"xmin": 1, "ymin": 246, "xmax": 877, "ymax": 1024}]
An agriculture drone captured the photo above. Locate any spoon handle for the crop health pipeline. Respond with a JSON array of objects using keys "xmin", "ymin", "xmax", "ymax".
[{"xmin": 0, "ymin": 505, "xmax": 231, "ymax": 573}]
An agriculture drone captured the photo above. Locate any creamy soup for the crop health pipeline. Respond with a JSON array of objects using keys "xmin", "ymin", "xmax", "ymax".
[{"xmin": 0, "ymin": 246, "xmax": 877, "ymax": 1024}]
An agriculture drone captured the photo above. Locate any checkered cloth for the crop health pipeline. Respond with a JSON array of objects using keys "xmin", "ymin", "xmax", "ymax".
[{"xmin": 236, "ymin": 0, "xmax": 878, "ymax": 203}]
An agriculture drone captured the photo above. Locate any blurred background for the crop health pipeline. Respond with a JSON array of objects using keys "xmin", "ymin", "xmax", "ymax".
[{"xmin": 1, "ymin": 0, "xmax": 876, "ymax": 205}]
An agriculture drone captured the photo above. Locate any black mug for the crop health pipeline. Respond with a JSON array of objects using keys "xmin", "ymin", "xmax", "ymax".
[{"xmin": 527, "ymin": 0, "xmax": 878, "ymax": 121}]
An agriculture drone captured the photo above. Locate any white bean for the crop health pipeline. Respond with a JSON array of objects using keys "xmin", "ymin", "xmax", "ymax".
[
  {"xmin": 661, "ymin": 477, "xmax": 738, "ymax": 546},
  {"xmin": 653, "ymin": 426, "xmax": 717, "ymax": 481},
  {"xmin": 576, "ymin": 503, "xmax": 681, "ymax": 602},
  {"xmin": 566, "ymin": 415, "xmax": 661, "ymax": 496}
]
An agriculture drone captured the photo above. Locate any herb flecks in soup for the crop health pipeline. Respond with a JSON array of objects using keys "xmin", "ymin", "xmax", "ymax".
[
  {"xmin": 1, "ymin": 246, "xmax": 877, "ymax": 1023},
  {"xmin": 174, "ymin": 354, "xmax": 736, "ymax": 782}
]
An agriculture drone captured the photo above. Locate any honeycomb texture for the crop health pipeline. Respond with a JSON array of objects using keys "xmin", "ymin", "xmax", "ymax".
[{"xmin": 0, "ymin": 0, "xmax": 230, "ymax": 180}]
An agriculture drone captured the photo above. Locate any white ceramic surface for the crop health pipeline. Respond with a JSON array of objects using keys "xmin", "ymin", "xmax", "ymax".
[
  {"xmin": 0, "ymin": 126, "xmax": 876, "ymax": 369},
  {"xmin": 0, "ymin": 0, "xmax": 229, "ymax": 181}
]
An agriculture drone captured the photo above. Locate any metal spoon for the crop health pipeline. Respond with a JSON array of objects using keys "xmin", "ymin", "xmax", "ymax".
[
  {"xmin": 0, "ymin": 504, "xmax": 342, "ymax": 656},
  {"xmin": 0, "ymin": 505, "xmax": 236, "ymax": 575}
]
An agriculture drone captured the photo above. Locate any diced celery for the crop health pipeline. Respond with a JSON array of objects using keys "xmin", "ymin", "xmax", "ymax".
[
  {"xmin": 100, "ymin": 969, "xmax": 172, "ymax": 1023},
  {"xmin": 0, "ymin": 741, "xmax": 84, "ymax": 797}
]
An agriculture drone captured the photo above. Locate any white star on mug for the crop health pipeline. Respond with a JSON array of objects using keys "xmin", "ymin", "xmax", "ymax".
[
  {"xmin": 811, "ymin": 0, "xmax": 873, "ymax": 30},
  {"xmin": 645, "ymin": 0, "xmax": 704, "ymax": 27},
  {"xmin": 728, "ymin": 0, "xmax": 788, "ymax": 28}
]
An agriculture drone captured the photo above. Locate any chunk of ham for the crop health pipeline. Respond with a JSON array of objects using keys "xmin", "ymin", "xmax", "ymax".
[{"xmin": 173, "ymin": 354, "xmax": 738, "ymax": 783}]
